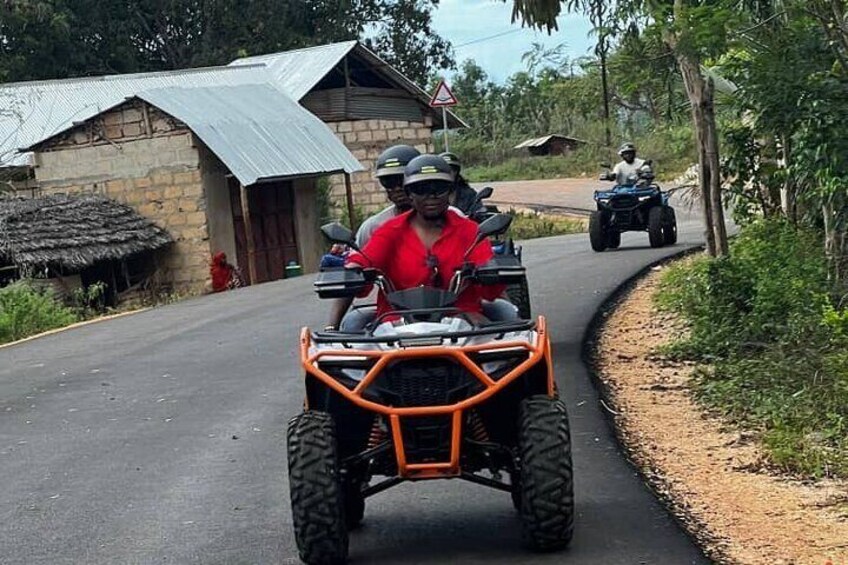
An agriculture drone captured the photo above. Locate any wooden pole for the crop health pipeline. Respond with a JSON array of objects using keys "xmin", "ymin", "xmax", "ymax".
[
  {"xmin": 344, "ymin": 173, "xmax": 356, "ymax": 232},
  {"xmin": 239, "ymin": 183, "xmax": 258, "ymax": 284}
]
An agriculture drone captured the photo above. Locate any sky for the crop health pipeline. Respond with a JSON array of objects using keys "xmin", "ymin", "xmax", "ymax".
[{"xmin": 430, "ymin": 0, "xmax": 596, "ymax": 85}]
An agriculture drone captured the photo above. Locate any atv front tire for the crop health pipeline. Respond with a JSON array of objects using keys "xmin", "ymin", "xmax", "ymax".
[
  {"xmin": 516, "ymin": 395, "xmax": 575, "ymax": 551},
  {"xmin": 589, "ymin": 211, "xmax": 608, "ymax": 252},
  {"xmin": 607, "ymin": 230, "xmax": 621, "ymax": 249},
  {"xmin": 507, "ymin": 277, "xmax": 532, "ymax": 320},
  {"xmin": 648, "ymin": 206, "xmax": 665, "ymax": 248},
  {"xmin": 663, "ymin": 206, "xmax": 678, "ymax": 245},
  {"xmin": 287, "ymin": 411, "xmax": 349, "ymax": 565},
  {"xmin": 343, "ymin": 482, "xmax": 365, "ymax": 529}
]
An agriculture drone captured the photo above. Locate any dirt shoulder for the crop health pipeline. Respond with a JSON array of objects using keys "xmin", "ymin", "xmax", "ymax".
[{"xmin": 592, "ymin": 266, "xmax": 848, "ymax": 565}]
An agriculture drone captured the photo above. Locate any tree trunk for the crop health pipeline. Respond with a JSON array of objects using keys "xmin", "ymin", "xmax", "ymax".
[
  {"xmin": 779, "ymin": 133, "xmax": 797, "ymax": 222},
  {"xmin": 676, "ymin": 52, "xmax": 717, "ymax": 256},
  {"xmin": 703, "ymin": 77, "xmax": 729, "ymax": 256},
  {"xmin": 821, "ymin": 198, "xmax": 844, "ymax": 282}
]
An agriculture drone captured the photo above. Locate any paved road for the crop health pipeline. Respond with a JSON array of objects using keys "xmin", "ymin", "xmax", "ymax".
[{"xmin": 1, "ymin": 195, "xmax": 709, "ymax": 564}]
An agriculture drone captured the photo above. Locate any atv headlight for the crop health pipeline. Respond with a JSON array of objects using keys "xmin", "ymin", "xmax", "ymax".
[
  {"xmin": 599, "ymin": 198, "xmax": 610, "ymax": 204},
  {"xmin": 638, "ymin": 195, "xmax": 651, "ymax": 201},
  {"xmin": 473, "ymin": 347, "xmax": 529, "ymax": 380},
  {"xmin": 317, "ymin": 356, "xmax": 372, "ymax": 388}
]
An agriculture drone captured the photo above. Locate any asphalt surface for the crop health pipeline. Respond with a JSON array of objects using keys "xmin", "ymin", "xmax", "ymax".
[{"xmin": 1, "ymin": 196, "xmax": 711, "ymax": 564}]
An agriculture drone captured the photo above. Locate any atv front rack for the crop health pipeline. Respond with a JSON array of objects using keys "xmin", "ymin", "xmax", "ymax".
[
  {"xmin": 300, "ymin": 317, "xmax": 554, "ymax": 480},
  {"xmin": 311, "ymin": 319, "xmax": 536, "ymax": 344}
]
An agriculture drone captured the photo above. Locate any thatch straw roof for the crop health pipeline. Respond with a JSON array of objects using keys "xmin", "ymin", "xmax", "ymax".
[{"xmin": 0, "ymin": 194, "xmax": 172, "ymax": 270}]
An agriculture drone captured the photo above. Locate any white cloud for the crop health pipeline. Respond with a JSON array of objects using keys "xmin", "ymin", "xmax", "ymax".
[{"xmin": 431, "ymin": 0, "xmax": 595, "ymax": 83}]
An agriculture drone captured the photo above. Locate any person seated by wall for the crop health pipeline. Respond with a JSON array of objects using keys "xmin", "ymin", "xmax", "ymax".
[{"xmin": 209, "ymin": 251, "xmax": 244, "ymax": 292}]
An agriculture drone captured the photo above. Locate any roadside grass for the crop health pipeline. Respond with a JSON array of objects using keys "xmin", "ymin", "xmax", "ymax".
[
  {"xmin": 0, "ymin": 279, "xmax": 181, "ymax": 345},
  {"xmin": 0, "ymin": 282, "xmax": 79, "ymax": 344},
  {"xmin": 654, "ymin": 219, "xmax": 848, "ymax": 478},
  {"xmin": 508, "ymin": 210, "xmax": 586, "ymax": 239},
  {"xmin": 465, "ymin": 153, "xmax": 597, "ymax": 183},
  {"xmin": 462, "ymin": 125, "xmax": 696, "ymax": 183}
]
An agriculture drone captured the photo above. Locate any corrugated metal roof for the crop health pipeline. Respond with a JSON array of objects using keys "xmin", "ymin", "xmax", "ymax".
[
  {"xmin": 135, "ymin": 85, "xmax": 362, "ymax": 185},
  {"xmin": 229, "ymin": 41, "xmax": 357, "ymax": 101},
  {"xmin": 231, "ymin": 41, "xmax": 468, "ymax": 129},
  {"xmin": 1, "ymin": 40, "xmax": 462, "ymax": 169},
  {"xmin": 1, "ymin": 64, "xmax": 270, "ymax": 167},
  {"xmin": 513, "ymin": 134, "xmax": 586, "ymax": 149}
]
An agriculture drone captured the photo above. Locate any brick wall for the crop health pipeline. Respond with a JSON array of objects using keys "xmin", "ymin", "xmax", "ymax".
[
  {"xmin": 30, "ymin": 101, "xmax": 211, "ymax": 292},
  {"xmin": 325, "ymin": 117, "xmax": 434, "ymax": 215}
]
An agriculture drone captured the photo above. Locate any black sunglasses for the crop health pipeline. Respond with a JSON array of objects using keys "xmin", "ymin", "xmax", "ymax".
[
  {"xmin": 408, "ymin": 182, "xmax": 451, "ymax": 197},
  {"xmin": 379, "ymin": 176, "xmax": 404, "ymax": 190}
]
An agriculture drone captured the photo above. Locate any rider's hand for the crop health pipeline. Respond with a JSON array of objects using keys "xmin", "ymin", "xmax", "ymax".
[{"xmin": 459, "ymin": 261, "xmax": 477, "ymax": 278}]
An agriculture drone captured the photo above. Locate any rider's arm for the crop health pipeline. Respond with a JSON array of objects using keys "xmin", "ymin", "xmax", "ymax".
[
  {"xmin": 327, "ymin": 296, "xmax": 354, "ymax": 330},
  {"xmin": 348, "ymin": 221, "xmax": 394, "ymax": 270}
]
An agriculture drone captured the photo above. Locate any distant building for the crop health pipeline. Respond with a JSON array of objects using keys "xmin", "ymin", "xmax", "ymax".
[{"xmin": 514, "ymin": 135, "xmax": 586, "ymax": 157}]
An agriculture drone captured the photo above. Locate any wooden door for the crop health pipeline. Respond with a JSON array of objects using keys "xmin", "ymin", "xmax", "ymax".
[{"xmin": 229, "ymin": 179, "xmax": 299, "ymax": 285}]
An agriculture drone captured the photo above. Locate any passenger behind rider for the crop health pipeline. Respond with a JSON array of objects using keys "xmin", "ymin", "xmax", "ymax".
[
  {"xmin": 600, "ymin": 142, "xmax": 646, "ymax": 186},
  {"xmin": 354, "ymin": 145, "xmax": 420, "ymax": 248},
  {"xmin": 326, "ymin": 145, "xmax": 419, "ymax": 330},
  {"xmin": 440, "ymin": 151, "xmax": 485, "ymax": 219},
  {"xmin": 344, "ymin": 154, "xmax": 508, "ymax": 324}
]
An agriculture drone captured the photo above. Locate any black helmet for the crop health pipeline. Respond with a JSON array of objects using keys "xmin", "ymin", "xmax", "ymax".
[
  {"xmin": 618, "ymin": 142, "xmax": 637, "ymax": 156},
  {"xmin": 404, "ymin": 154, "xmax": 455, "ymax": 188},
  {"xmin": 440, "ymin": 151, "xmax": 461, "ymax": 172},
  {"xmin": 375, "ymin": 145, "xmax": 420, "ymax": 178}
]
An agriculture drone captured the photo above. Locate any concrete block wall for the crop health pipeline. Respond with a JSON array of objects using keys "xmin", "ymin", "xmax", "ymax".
[
  {"xmin": 31, "ymin": 106, "xmax": 212, "ymax": 293},
  {"xmin": 325, "ymin": 117, "xmax": 434, "ymax": 215}
]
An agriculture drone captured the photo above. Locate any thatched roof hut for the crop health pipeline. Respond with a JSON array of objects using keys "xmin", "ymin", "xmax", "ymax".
[{"xmin": 0, "ymin": 194, "xmax": 172, "ymax": 271}]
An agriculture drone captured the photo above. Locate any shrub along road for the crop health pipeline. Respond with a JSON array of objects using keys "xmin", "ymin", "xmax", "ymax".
[{"xmin": 0, "ymin": 197, "xmax": 712, "ymax": 564}]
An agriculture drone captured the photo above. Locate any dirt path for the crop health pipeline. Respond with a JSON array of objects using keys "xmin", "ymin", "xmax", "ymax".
[{"xmin": 594, "ymin": 266, "xmax": 848, "ymax": 565}]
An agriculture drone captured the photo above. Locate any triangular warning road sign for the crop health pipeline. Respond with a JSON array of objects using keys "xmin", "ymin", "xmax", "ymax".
[{"xmin": 429, "ymin": 80, "xmax": 458, "ymax": 107}]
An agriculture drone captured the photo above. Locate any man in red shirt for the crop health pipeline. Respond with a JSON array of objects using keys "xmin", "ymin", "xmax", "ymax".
[{"xmin": 345, "ymin": 154, "xmax": 505, "ymax": 323}]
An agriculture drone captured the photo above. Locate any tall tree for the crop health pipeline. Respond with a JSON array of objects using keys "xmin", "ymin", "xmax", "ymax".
[{"xmin": 0, "ymin": 0, "xmax": 454, "ymax": 85}]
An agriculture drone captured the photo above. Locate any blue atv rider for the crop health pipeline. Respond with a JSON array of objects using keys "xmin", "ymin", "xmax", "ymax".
[{"xmin": 590, "ymin": 143, "xmax": 677, "ymax": 251}]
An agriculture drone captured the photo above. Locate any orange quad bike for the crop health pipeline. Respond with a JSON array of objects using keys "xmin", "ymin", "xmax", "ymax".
[{"xmin": 287, "ymin": 215, "xmax": 574, "ymax": 565}]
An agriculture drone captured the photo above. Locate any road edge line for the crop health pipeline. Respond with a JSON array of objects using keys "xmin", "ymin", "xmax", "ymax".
[
  {"xmin": 0, "ymin": 308, "xmax": 151, "ymax": 350},
  {"xmin": 579, "ymin": 245, "xmax": 726, "ymax": 562}
]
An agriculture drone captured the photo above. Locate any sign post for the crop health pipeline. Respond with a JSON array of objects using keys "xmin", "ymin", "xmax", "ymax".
[{"xmin": 429, "ymin": 79, "xmax": 458, "ymax": 152}]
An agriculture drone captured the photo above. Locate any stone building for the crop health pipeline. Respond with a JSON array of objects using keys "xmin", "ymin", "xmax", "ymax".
[
  {"xmin": 0, "ymin": 41, "xmax": 463, "ymax": 289},
  {"xmin": 24, "ymin": 85, "xmax": 362, "ymax": 292}
]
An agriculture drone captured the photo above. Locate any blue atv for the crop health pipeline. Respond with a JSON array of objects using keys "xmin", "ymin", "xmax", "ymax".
[
  {"xmin": 472, "ymin": 187, "xmax": 531, "ymax": 320},
  {"xmin": 590, "ymin": 161, "xmax": 677, "ymax": 251}
]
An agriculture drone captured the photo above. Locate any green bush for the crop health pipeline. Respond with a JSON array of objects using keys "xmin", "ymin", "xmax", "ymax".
[
  {"xmin": 657, "ymin": 219, "xmax": 830, "ymax": 356},
  {"xmin": 0, "ymin": 282, "xmax": 79, "ymax": 344},
  {"xmin": 657, "ymin": 219, "xmax": 848, "ymax": 477}
]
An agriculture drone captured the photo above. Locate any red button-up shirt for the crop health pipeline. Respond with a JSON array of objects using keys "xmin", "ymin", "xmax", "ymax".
[{"xmin": 347, "ymin": 209, "xmax": 504, "ymax": 318}]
